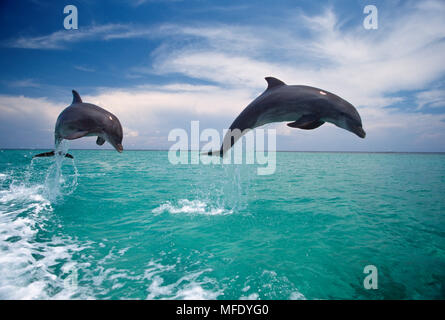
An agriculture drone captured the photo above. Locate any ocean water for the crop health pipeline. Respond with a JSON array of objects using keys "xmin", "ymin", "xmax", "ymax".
[{"xmin": 0, "ymin": 149, "xmax": 444, "ymax": 300}]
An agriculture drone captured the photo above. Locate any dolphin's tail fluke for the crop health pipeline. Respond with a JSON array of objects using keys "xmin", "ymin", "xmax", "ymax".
[{"xmin": 33, "ymin": 151, "xmax": 74, "ymax": 159}]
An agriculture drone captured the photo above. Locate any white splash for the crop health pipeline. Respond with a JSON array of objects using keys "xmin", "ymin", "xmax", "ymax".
[
  {"xmin": 0, "ymin": 181, "xmax": 89, "ymax": 299},
  {"xmin": 290, "ymin": 290, "xmax": 306, "ymax": 300},
  {"xmin": 144, "ymin": 260, "xmax": 222, "ymax": 300},
  {"xmin": 152, "ymin": 199, "xmax": 233, "ymax": 216},
  {"xmin": 42, "ymin": 153, "xmax": 78, "ymax": 201},
  {"xmin": 240, "ymin": 293, "xmax": 259, "ymax": 300}
]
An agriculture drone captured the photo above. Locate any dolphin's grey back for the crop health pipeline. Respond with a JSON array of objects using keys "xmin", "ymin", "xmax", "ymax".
[{"xmin": 56, "ymin": 103, "xmax": 114, "ymax": 134}]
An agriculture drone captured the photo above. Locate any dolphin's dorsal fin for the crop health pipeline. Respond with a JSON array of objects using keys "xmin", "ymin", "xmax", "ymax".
[
  {"xmin": 72, "ymin": 90, "xmax": 82, "ymax": 104},
  {"xmin": 265, "ymin": 77, "xmax": 286, "ymax": 90}
]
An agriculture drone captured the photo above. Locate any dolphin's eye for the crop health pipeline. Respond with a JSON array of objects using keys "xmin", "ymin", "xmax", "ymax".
[{"xmin": 109, "ymin": 116, "xmax": 113, "ymax": 121}]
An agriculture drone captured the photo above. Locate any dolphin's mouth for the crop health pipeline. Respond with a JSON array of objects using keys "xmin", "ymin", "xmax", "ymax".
[
  {"xmin": 354, "ymin": 126, "xmax": 366, "ymax": 138},
  {"xmin": 115, "ymin": 143, "xmax": 124, "ymax": 153}
]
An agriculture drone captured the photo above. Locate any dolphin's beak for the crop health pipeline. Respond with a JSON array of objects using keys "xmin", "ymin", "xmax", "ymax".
[
  {"xmin": 353, "ymin": 126, "xmax": 366, "ymax": 138},
  {"xmin": 115, "ymin": 143, "xmax": 123, "ymax": 153}
]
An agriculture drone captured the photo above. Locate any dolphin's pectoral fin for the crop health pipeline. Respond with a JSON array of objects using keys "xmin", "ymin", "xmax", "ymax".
[
  {"xmin": 96, "ymin": 137, "xmax": 106, "ymax": 146},
  {"xmin": 33, "ymin": 151, "xmax": 73, "ymax": 159},
  {"xmin": 65, "ymin": 131, "xmax": 89, "ymax": 140},
  {"xmin": 287, "ymin": 120, "xmax": 324, "ymax": 130},
  {"xmin": 287, "ymin": 115, "xmax": 325, "ymax": 130}
]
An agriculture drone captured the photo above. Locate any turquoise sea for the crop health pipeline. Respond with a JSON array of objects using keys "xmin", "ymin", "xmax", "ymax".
[{"xmin": 0, "ymin": 149, "xmax": 444, "ymax": 299}]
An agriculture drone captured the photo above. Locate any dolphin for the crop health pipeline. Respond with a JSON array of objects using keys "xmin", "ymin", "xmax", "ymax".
[
  {"xmin": 208, "ymin": 77, "xmax": 365, "ymax": 156},
  {"xmin": 33, "ymin": 90, "xmax": 123, "ymax": 158}
]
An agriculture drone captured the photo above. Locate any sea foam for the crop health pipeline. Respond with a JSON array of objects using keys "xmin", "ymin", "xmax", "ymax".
[
  {"xmin": 0, "ymin": 159, "xmax": 88, "ymax": 299},
  {"xmin": 144, "ymin": 260, "xmax": 222, "ymax": 300},
  {"xmin": 152, "ymin": 199, "xmax": 233, "ymax": 216}
]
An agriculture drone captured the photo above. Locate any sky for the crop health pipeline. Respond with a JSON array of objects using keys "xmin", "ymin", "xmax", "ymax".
[{"xmin": 0, "ymin": 0, "xmax": 445, "ymax": 152}]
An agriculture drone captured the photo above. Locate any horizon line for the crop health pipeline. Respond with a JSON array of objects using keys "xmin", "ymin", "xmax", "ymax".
[{"xmin": 1, "ymin": 148, "xmax": 445, "ymax": 154}]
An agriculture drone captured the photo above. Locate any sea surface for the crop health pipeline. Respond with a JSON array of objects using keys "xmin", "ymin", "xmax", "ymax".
[{"xmin": 0, "ymin": 149, "xmax": 444, "ymax": 299}]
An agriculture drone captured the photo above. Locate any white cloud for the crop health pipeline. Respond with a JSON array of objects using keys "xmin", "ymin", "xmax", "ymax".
[
  {"xmin": 74, "ymin": 65, "xmax": 96, "ymax": 73},
  {"xmin": 144, "ymin": 0, "xmax": 445, "ymax": 150},
  {"xmin": 130, "ymin": 0, "xmax": 183, "ymax": 7},
  {"xmin": 0, "ymin": 95, "xmax": 62, "ymax": 148},
  {"xmin": 0, "ymin": 85, "xmax": 252, "ymax": 149},
  {"xmin": 8, "ymin": 79, "xmax": 41, "ymax": 88},
  {"xmin": 2, "ymin": 1, "xmax": 445, "ymax": 151},
  {"xmin": 151, "ymin": 2, "xmax": 445, "ymax": 106},
  {"xmin": 416, "ymin": 89, "xmax": 445, "ymax": 110},
  {"xmin": 2, "ymin": 80, "xmax": 445, "ymax": 151},
  {"xmin": 0, "ymin": 95, "xmax": 60, "ymax": 122},
  {"xmin": 6, "ymin": 24, "xmax": 135, "ymax": 49}
]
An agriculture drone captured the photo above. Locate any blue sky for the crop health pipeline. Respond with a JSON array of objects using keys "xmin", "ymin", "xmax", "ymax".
[{"xmin": 1, "ymin": 0, "xmax": 445, "ymax": 151}]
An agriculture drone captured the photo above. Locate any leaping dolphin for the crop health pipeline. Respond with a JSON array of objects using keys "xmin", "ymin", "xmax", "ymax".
[
  {"xmin": 208, "ymin": 77, "xmax": 365, "ymax": 156},
  {"xmin": 34, "ymin": 90, "xmax": 123, "ymax": 158}
]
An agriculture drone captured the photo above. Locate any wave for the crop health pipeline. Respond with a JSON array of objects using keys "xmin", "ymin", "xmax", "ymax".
[
  {"xmin": 0, "ymin": 181, "xmax": 90, "ymax": 299},
  {"xmin": 77, "ymin": 254, "xmax": 223, "ymax": 300},
  {"xmin": 240, "ymin": 293, "xmax": 260, "ymax": 300},
  {"xmin": 239, "ymin": 270, "xmax": 307, "ymax": 300},
  {"xmin": 144, "ymin": 260, "xmax": 222, "ymax": 300},
  {"xmin": 0, "ymin": 152, "xmax": 88, "ymax": 299},
  {"xmin": 152, "ymin": 199, "xmax": 233, "ymax": 216}
]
